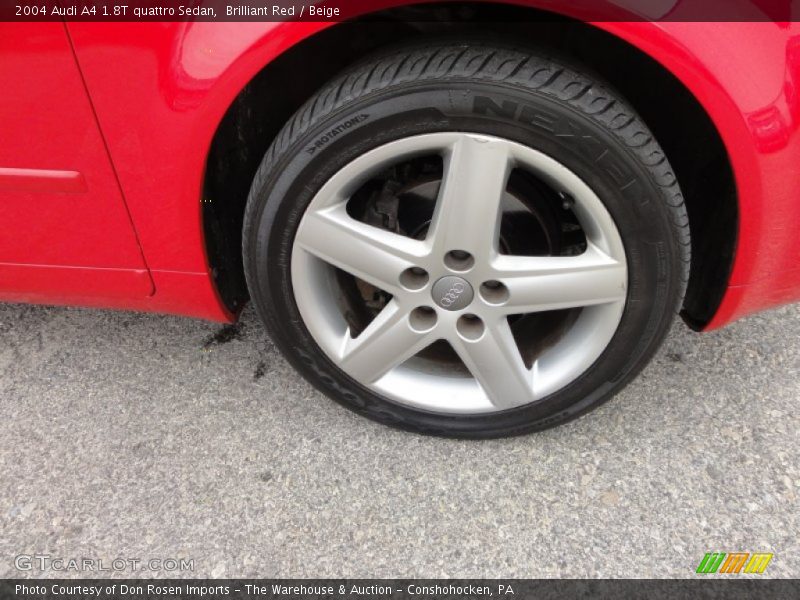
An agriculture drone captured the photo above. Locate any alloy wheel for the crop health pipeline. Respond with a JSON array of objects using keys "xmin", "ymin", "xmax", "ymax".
[{"xmin": 291, "ymin": 132, "xmax": 628, "ymax": 414}]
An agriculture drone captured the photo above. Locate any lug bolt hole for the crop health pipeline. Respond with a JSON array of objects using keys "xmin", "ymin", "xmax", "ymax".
[
  {"xmin": 400, "ymin": 267, "xmax": 429, "ymax": 290},
  {"xmin": 409, "ymin": 306, "xmax": 437, "ymax": 332},
  {"xmin": 444, "ymin": 250, "xmax": 475, "ymax": 272},
  {"xmin": 480, "ymin": 280, "xmax": 509, "ymax": 305},
  {"xmin": 457, "ymin": 313, "xmax": 485, "ymax": 341}
]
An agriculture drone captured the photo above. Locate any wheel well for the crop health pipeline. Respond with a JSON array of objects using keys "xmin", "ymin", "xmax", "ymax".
[{"xmin": 203, "ymin": 2, "xmax": 737, "ymax": 328}]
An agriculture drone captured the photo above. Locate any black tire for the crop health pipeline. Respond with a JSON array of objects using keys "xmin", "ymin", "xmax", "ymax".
[{"xmin": 242, "ymin": 40, "xmax": 690, "ymax": 438}]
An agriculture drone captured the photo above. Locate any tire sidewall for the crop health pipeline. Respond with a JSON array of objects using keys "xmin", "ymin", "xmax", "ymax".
[{"xmin": 246, "ymin": 81, "xmax": 680, "ymax": 437}]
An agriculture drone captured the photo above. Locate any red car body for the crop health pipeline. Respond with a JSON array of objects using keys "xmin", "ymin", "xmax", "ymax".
[{"xmin": 2, "ymin": 3, "xmax": 799, "ymax": 331}]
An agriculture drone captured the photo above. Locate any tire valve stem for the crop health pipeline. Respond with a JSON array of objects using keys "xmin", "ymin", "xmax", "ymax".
[{"xmin": 560, "ymin": 192, "xmax": 575, "ymax": 211}]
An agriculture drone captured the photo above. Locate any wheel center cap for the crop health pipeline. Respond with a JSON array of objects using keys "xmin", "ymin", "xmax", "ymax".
[{"xmin": 431, "ymin": 276, "xmax": 474, "ymax": 311}]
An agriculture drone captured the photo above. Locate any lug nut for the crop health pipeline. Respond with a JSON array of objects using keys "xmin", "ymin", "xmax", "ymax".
[
  {"xmin": 444, "ymin": 250, "xmax": 475, "ymax": 272},
  {"xmin": 409, "ymin": 306, "xmax": 437, "ymax": 332},
  {"xmin": 400, "ymin": 267, "xmax": 429, "ymax": 290},
  {"xmin": 457, "ymin": 313, "xmax": 485, "ymax": 341},
  {"xmin": 480, "ymin": 280, "xmax": 509, "ymax": 305}
]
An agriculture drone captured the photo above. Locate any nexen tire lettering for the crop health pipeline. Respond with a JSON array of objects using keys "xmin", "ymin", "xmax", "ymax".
[{"xmin": 472, "ymin": 95, "xmax": 640, "ymax": 193}]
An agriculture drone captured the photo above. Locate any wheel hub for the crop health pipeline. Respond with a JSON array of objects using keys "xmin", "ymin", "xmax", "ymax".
[{"xmin": 431, "ymin": 276, "xmax": 473, "ymax": 311}]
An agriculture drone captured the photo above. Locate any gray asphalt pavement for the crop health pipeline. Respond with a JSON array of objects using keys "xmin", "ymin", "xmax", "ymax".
[{"xmin": 0, "ymin": 301, "xmax": 798, "ymax": 578}]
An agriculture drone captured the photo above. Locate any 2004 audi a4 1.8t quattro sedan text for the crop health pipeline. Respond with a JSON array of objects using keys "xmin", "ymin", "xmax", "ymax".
[{"xmin": 2, "ymin": 3, "xmax": 799, "ymax": 437}]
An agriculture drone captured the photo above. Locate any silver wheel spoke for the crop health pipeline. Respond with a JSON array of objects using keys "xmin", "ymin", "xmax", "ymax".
[
  {"xmin": 451, "ymin": 319, "xmax": 533, "ymax": 409},
  {"xmin": 339, "ymin": 300, "xmax": 433, "ymax": 383},
  {"xmin": 494, "ymin": 244, "xmax": 627, "ymax": 314},
  {"xmin": 428, "ymin": 134, "xmax": 511, "ymax": 257},
  {"xmin": 296, "ymin": 204, "xmax": 428, "ymax": 294}
]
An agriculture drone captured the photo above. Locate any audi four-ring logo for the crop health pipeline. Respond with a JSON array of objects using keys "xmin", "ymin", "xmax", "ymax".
[{"xmin": 439, "ymin": 282, "xmax": 466, "ymax": 306}]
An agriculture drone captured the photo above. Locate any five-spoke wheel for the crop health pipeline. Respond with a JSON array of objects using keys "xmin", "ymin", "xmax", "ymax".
[
  {"xmin": 244, "ymin": 41, "xmax": 688, "ymax": 436},
  {"xmin": 292, "ymin": 133, "xmax": 627, "ymax": 413}
]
